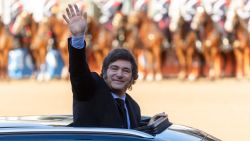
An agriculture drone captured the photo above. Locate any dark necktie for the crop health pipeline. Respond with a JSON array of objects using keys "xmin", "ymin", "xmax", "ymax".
[{"xmin": 115, "ymin": 98, "xmax": 128, "ymax": 128}]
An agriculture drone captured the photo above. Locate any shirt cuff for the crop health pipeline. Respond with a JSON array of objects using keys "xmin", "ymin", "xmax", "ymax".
[{"xmin": 71, "ymin": 35, "xmax": 85, "ymax": 49}]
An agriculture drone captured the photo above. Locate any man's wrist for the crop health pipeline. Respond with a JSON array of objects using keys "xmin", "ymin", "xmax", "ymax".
[
  {"xmin": 72, "ymin": 33, "xmax": 85, "ymax": 38},
  {"xmin": 71, "ymin": 35, "xmax": 85, "ymax": 49}
]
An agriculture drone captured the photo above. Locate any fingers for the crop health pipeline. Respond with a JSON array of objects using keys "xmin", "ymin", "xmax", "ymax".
[
  {"xmin": 66, "ymin": 7, "xmax": 71, "ymax": 18},
  {"xmin": 74, "ymin": 4, "xmax": 81, "ymax": 16},
  {"xmin": 69, "ymin": 4, "xmax": 75, "ymax": 17},
  {"xmin": 64, "ymin": 4, "xmax": 82, "ymax": 18},
  {"xmin": 63, "ymin": 3, "xmax": 85, "ymax": 24},
  {"xmin": 62, "ymin": 14, "xmax": 69, "ymax": 24}
]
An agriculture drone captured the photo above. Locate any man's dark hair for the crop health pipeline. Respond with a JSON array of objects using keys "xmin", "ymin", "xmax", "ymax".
[{"xmin": 101, "ymin": 48, "xmax": 138, "ymax": 89}]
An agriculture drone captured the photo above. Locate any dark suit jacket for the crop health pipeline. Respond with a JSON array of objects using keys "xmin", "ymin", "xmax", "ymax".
[{"xmin": 68, "ymin": 39, "xmax": 141, "ymax": 128}]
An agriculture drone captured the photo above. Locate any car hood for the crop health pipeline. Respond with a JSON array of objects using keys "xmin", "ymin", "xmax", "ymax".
[{"xmin": 156, "ymin": 124, "xmax": 221, "ymax": 141}]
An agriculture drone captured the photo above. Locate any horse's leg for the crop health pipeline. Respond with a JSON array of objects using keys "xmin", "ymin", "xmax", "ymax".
[
  {"xmin": 233, "ymin": 47, "xmax": 243, "ymax": 79},
  {"xmin": 152, "ymin": 44, "xmax": 162, "ymax": 81},
  {"xmin": 1, "ymin": 37, "xmax": 12, "ymax": 80},
  {"xmin": 59, "ymin": 48, "xmax": 69, "ymax": 80},
  {"xmin": 135, "ymin": 48, "xmax": 146, "ymax": 80},
  {"xmin": 210, "ymin": 46, "xmax": 221, "ymax": 79},
  {"xmin": 30, "ymin": 49, "xmax": 39, "ymax": 77},
  {"xmin": 243, "ymin": 47, "xmax": 250, "ymax": 79},
  {"xmin": 57, "ymin": 36, "xmax": 70, "ymax": 80},
  {"xmin": 203, "ymin": 46, "xmax": 211, "ymax": 79},
  {"xmin": 144, "ymin": 49, "xmax": 154, "ymax": 81},
  {"xmin": 214, "ymin": 49, "xmax": 222, "ymax": 79},
  {"xmin": 221, "ymin": 50, "xmax": 235, "ymax": 77},
  {"xmin": 208, "ymin": 50, "xmax": 215, "ymax": 80},
  {"xmin": 0, "ymin": 53, "xmax": 3, "ymax": 79},
  {"xmin": 93, "ymin": 50, "xmax": 103, "ymax": 73},
  {"xmin": 34, "ymin": 50, "xmax": 39, "ymax": 75},
  {"xmin": 176, "ymin": 46, "xmax": 186, "ymax": 80},
  {"xmin": 3, "ymin": 48, "xmax": 9, "ymax": 80},
  {"xmin": 37, "ymin": 45, "xmax": 47, "ymax": 81},
  {"xmin": 0, "ymin": 52, "xmax": 3, "ymax": 79},
  {"xmin": 186, "ymin": 47, "xmax": 199, "ymax": 81}
]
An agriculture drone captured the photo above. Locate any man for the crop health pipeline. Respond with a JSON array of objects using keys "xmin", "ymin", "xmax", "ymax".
[{"xmin": 63, "ymin": 4, "xmax": 141, "ymax": 129}]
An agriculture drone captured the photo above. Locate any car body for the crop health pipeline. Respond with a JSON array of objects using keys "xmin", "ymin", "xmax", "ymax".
[{"xmin": 0, "ymin": 114, "xmax": 221, "ymax": 141}]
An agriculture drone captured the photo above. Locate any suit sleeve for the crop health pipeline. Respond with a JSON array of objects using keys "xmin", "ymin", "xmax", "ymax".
[{"xmin": 68, "ymin": 38, "xmax": 96, "ymax": 101}]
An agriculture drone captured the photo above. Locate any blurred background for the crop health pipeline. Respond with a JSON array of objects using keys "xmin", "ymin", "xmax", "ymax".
[{"xmin": 1, "ymin": 0, "xmax": 250, "ymax": 141}]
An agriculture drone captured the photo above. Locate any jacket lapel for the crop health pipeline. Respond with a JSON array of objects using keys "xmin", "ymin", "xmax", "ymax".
[{"xmin": 125, "ymin": 98, "xmax": 138, "ymax": 128}]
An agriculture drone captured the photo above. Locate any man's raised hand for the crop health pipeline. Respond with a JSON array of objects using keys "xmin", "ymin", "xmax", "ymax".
[{"xmin": 63, "ymin": 4, "xmax": 87, "ymax": 37}]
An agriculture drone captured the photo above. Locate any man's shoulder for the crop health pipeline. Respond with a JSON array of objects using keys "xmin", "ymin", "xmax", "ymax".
[
  {"xmin": 125, "ymin": 93, "xmax": 141, "ymax": 118},
  {"xmin": 90, "ymin": 72, "xmax": 110, "ymax": 89},
  {"xmin": 91, "ymin": 72, "xmax": 102, "ymax": 80},
  {"xmin": 126, "ymin": 94, "xmax": 139, "ymax": 106}
]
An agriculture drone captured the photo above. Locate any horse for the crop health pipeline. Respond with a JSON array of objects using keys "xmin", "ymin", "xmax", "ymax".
[
  {"xmin": 111, "ymin": 11, "xmax": 150, "ymax": 79},
  {"xmin": 111, "ymin": 11, "xmax": 144, "ymax": 59},
  {"xmin": 29, "ymin": 14, "xmax": 70, "ymax": 81},
  {"xmin": 47, "ymin": 15, "xmax": 71, "ymax": 79},
  {"xmin": 126, "ymin": 10, "xmax": 164, "ymax": 81},
  {"xmin": 0, "ymin": 18, "xmax": 13, "ymax": 80},
  {"xmin": 191, "ymin": 7, "xmax": 224, "ymax": 80},
  {"xmin": 85, "ymin": 16, "xmax": 113, "ymax": 73},
  {"xmin": 225, "ymin": 8, "xmax": 250, "ymax": 79},
  {"xmin": 112, "ymin": 11, "xmax": 128, "ymax": 48},
  {"xmin": 30, "ymin": 17, "xmax": 52, "ymax": 80},
  {"xmin": 170, "ymin": 13, "xmax": 202, "ymax": 81}
]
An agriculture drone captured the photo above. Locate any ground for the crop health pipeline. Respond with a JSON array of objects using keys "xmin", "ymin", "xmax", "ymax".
[{"xmin": 0, "ymin": 78, "xmax": 250, "ymax": 141}]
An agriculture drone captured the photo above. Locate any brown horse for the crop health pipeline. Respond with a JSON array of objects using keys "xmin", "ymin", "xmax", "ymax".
[
  {"xmin": 85, "ymin": 16, "xmax": 113, "ymax": 73},
  {"xmin": 170, "ymin": 15, "xmax": 201, "ymax": 81},
  {"xmin": 30, "ymin": 17, "xmax": 52, "ymax": 79},
  {"xmin": 225, "ymin": 10, "xmax": 250, "ymax": 79},
  {"xmin": 112, "ymin": 12, "xmax": 128, "ymax": 48},
  {"xmin": 0, "ymin": 19, "xmax": 13, "ymax": 79},
  {"xmin": 111, "ymin": 11, "xmax": 151, "ymax": 79},
  {"xmin": 30, "ymin": 15, "xmax": 70, "ymax": 81},
  {"xmin": 126, "ymin": 11, "xmax": 164, "ymax": 81},
  {"xmin": 47, "ymin": 15, "xmax": 71, "ymax": 79},
  {"xmin": 191, "ymin": 7, "xmax": 223, "ymax": 80},
  {"xmin": 112, "ymin": 11, "xmax": 143, "ymax": 59}
]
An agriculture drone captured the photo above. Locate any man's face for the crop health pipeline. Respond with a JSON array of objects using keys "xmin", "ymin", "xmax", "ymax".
[{"xmin": 105, "ymin": 60, "xmax": 133, "ymax": 95}]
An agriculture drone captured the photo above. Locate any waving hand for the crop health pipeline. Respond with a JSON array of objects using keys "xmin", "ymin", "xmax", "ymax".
[{"xmin": 63, "ymin": 4, "xmax": 87, "ymax": 37}]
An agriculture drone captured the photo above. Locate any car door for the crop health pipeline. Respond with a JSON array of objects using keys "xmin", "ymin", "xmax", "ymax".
[{"xmin": 0, "ymin": 133, "xmax": 154, "ymax": 141}]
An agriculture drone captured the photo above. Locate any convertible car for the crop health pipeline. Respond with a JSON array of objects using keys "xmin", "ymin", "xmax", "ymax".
[{"xmin": 0, "ymin": 114, "xmax": 221, "ymax": 141}]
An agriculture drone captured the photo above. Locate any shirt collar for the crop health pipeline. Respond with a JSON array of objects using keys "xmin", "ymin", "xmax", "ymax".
[{"xmin": 112, "ymin": 93, "xmax": 126, "ymax": 101}]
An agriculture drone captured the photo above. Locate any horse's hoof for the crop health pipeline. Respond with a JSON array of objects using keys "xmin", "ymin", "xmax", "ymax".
[
  {"xmin": 155, "ymin": 73, "xmax": 163, "ymax": 81},
  {"xmin": 178, "ymin": 71, "xmax": 186, "ymax": 80},
  {"xmin": 44, "ymin": 74, "xmax": 52, "ymax": 81},
  {"xmin": 236, "ymin": 72, "xmax": 243, "ymax": 80},
  {"xmin": 208, "ymin": 69, "xmax": 215, "ymax": 80},
  {"xmin": 246, "ymin": 74, "xmax": 250, "ymax": 80},
  {"xmin": 61, "ymin": 66, "xmax": 69, "ymax": 80},
  {"xmin": 37, "ymin": 72, "xmax": 45, "ymax": 82},
  {"xmin": 188, "ymin": 74, "xmax": 197, "ymax": 81},
  {"xmin": 138, "ymin": 72, "xmax": 144, "ymax": 80},
  {"xmin": 146, "ymin": 74, "xmax": 154, "ymax": 81}
]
